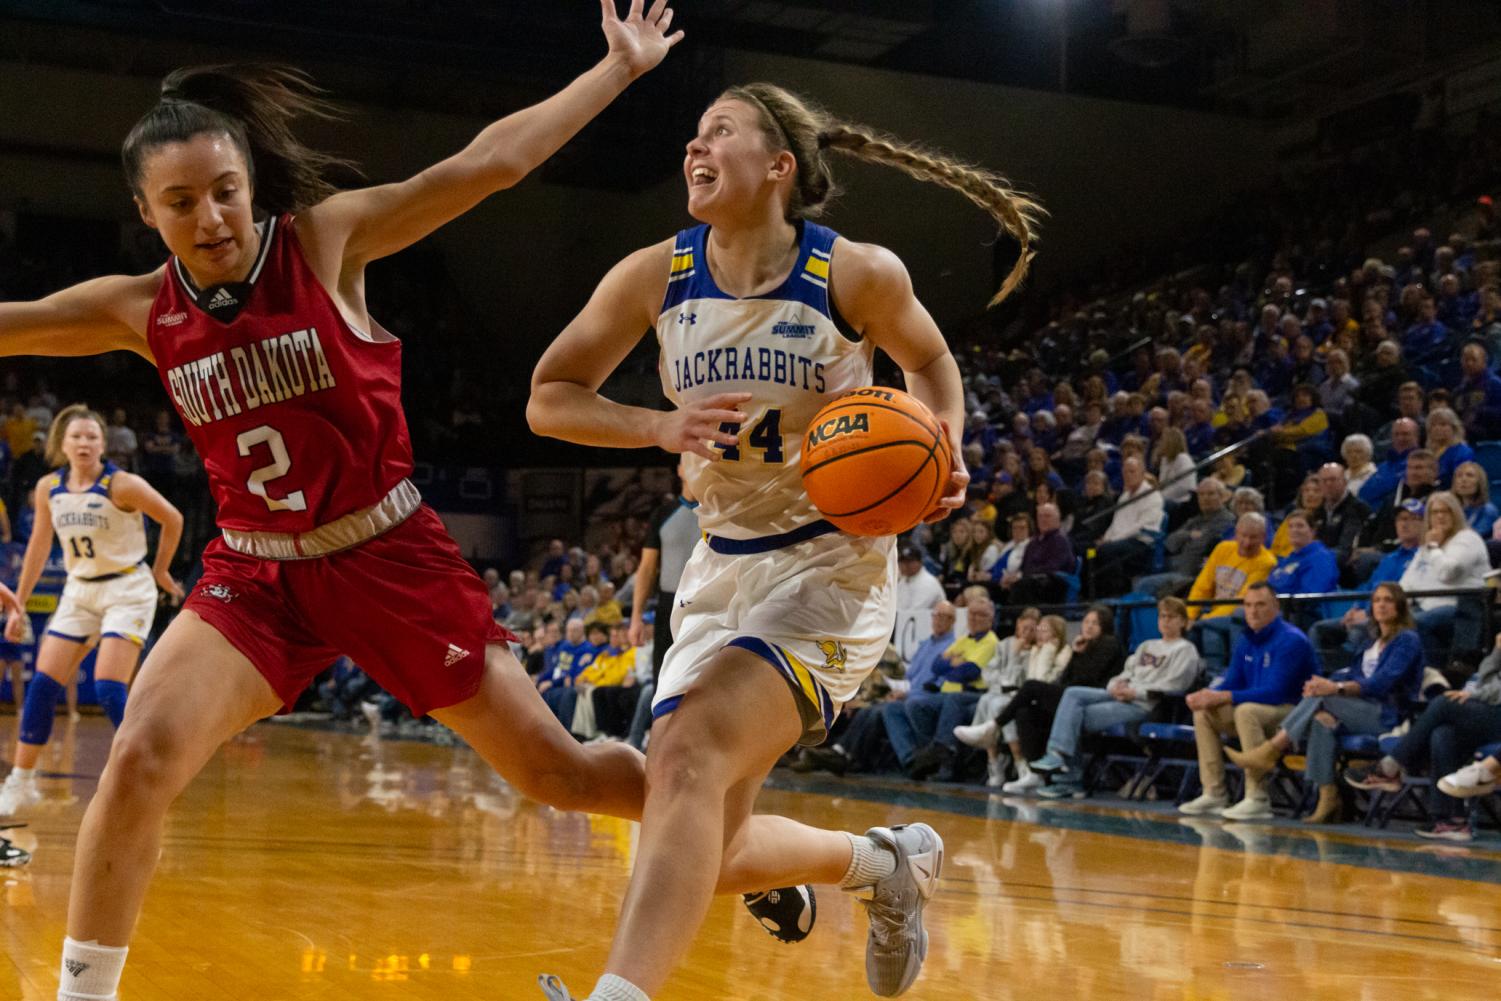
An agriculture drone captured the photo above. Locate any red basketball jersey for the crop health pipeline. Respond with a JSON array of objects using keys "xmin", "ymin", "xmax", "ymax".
[{"xmin": 146, "ymin": 214, "xmax": 414, "ymax": 534}]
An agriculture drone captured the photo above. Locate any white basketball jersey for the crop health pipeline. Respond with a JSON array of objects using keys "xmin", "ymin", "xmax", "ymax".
[
  {"xmin": 47, "ymin": 462, "xmax": 147, "ymax": 578},
  {"xmin": 656, "ymin": 222, "xmax": 876, "ymax": 541}
]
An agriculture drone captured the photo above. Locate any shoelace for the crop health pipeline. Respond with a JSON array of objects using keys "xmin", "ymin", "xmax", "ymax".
[{"xmin": 862, "ymin": 893, "xmax": 917, "ymax": 948}]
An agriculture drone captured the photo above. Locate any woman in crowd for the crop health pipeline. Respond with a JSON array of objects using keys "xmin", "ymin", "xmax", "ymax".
[
  {"xmin": 1398, "ymin": 491, "xmax": 1491, "ymax": 669},
  {"xmin": 1029, "ymin": 596, "xmax": 1200, "ymax": 799},
  {"xmin": 1450, "ymin": 460, "xmax": 1497, "ymax": 537},
  {"xmin": 992, "ymin": 606, "xmax": 1125, "ymax": 793},
  {"xmin": 1347, "ymin": 629, "xmax": 1501, "ymax": 843},
  {"xmin": 1152, "ymin": 428, "xmax": 1197, "ymax": 506},
  {"xmin": 1268, "ymin": 475, "xmax": 1323, "ymax": 558},
  {"xmin": 1228, "ymin": 582, "xmax": 1423, "ymax": 823},
  {"xmin": 1424, "ymin": 406, "xmax": 1475, "ymax": 489},
  {"xmin": 1341, "ymin": 434, "xmax": 1377, "ymax": 498}
]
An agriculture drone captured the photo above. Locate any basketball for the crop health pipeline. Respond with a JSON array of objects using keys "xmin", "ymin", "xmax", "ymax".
[{"xmin": 800, "ymin": 387, "xmax": 953, "ymax": 537}]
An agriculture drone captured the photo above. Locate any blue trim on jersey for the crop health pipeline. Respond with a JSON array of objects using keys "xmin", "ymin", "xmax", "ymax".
[
  {"xmin": 48, "ymin": 461, "xmax": 119, "ymax": 498},
  {"xmin": 660, "ymin": 221, "xmax": 840, "ymax": 318},
  {"xmin": 652, "ymin": 694, "xmax": 685, "ymax": 720},
  {"xmin": 707, "ymin": 519, "xmax": 839, "ymax": 555}
]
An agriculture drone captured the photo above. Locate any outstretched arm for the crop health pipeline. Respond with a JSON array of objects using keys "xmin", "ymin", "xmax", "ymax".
[
  {"xmin": 528, "ymin": 242, "xmax": 749, "ymax": 458},
  {"xmin": 305, "ymin": 0, "xmax": 683, "ymax": 269},
  {"xmin": 831, "ymin": 240, "xmax": 969, "ymax": 522},
  {"xmin": 0, "ymin": 273, "xmax": 155, "ymax": 361},
  {"xmin": 4, "ymin": 479, "xmax": 55, "ymax": 641}
]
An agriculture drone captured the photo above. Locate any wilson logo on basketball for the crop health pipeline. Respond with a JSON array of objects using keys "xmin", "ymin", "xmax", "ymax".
[{"xmin": 806, "ymin": 412, "xmax": 870, "ymax": 446}]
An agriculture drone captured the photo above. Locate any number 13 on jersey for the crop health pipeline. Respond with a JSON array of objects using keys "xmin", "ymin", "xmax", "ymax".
[{"xmin": 237, "ymin": 425, "xmax": 308, "ymax": 512}]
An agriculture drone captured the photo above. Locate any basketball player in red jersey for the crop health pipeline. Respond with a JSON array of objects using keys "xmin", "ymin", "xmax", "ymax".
[{"xmin": 0, "ymin": 4, "xmax": 833, "ymax": 999}]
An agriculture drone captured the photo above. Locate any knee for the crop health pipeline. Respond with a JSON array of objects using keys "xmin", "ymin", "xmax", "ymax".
[
  {"xmin": 1313, "ymin": 710, "xmax": 1338, "ymax": 729},
  {"xmin": 646, "ymin": 725, "xmax": 732, "ymax": 802},
  {"xmin": 103, "ymin": 722, "xmax": 184, "ymax": 803}
]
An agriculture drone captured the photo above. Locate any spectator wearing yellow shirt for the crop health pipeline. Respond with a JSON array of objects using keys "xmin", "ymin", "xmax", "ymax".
[
  {"xmin": 2, "ymin": 404, "xmax": 36, "ymax": 461},
  {"xmin": 586, "ymin": 580, "xmax": 625, "ymax": 628},
  {"xmin": 578, "ymin": 622, "xmax": 645, "ymax": 740},
  {"xmin": 1188, "ymin": 513, "xmax": 1279, "ymax": 670}
]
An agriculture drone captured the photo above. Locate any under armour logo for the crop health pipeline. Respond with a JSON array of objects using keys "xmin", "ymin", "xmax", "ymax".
[
  {"xmin": 677, "ymin": 312, "xmax": 697, "ymax": 325},
  {"xmin": 65, "ymin": 960, "xmax": 89, "ymax": 978}
]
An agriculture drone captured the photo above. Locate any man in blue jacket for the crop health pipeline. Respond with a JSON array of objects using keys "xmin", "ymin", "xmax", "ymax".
[
  {"xmin": 1266, "ymin": 512, "xmax": 1341, "ymax": 625},
  {"xmin": 1179, "ymin": 582, "xmax": 1319, "ymax": 820}
]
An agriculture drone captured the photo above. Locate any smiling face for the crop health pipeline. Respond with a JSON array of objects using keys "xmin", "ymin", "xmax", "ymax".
[
  {"xmin": 683, "ymin": 98, "xmax": 794, "ymax": 225},
  {"xmin": 135, "ymin": 132, "xmax": 257, "ymax": 287}
]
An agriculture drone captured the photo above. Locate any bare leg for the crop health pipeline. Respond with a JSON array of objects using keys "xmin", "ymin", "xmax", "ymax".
[
  {"xmin": 5, "ymin": 658, "xmax": 21, "ymax": 710},
  {"xmin": 437, "ymin": 646, "xmax": 854, "ymax": 896},
  {"xmin": 66, "ymin": 611, "xmax": 281, "ymax": 945},
  {"xmin": 12, "ymin": 637, "xmax": 89, "ymax": 770},
  {"xmin": 92, "ymin": 637, "xmax": 144, "ymax": 686},
  {"xmin": 602, "ymin": 648, "xmax": 848, "ymax": 996}
]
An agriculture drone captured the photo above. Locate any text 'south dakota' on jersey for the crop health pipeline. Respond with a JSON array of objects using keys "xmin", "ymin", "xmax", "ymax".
[{"xmin": 162, "ymin": 327, "xmax": 337, "ymax": 427}]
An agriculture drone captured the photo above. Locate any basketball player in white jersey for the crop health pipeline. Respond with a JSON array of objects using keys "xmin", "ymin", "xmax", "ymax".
[
  {"xmin": 0, "ymin": 405, "xmax": 183, "ymax": 815},
  {"xmin": 529, "ymin": 85, "xmax": 1040, "ymax": 1000}
]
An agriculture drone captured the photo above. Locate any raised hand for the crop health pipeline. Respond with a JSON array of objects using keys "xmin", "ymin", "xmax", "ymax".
[
  {"xmin": 601, "ymin": 0, "xmax": 684, "ymax": 80},
  {"xmin": 653, "ymin": 392, "xmax": 750, "ymax": 460}
]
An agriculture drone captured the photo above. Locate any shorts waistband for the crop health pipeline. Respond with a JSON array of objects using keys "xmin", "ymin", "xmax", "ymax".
[
  {"xmin": 706, "ymin": 519, "xmax": 839, "ymax": 556},
  {"xmin": 78, "ymin": 563, "xmax": 145, "ymax": 583},
  {"xmin": 221, "ymin": 479, "xmax": 421, "ymax": 560}
]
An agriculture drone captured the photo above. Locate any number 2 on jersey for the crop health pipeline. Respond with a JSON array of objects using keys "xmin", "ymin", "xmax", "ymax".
[
  {"xmin": 236, "ymin": 425, "xmax": 308, "ymax": 513},
  {"xmin": 715, "ymin": 408, "xmax": 784, "ymax": 463}
]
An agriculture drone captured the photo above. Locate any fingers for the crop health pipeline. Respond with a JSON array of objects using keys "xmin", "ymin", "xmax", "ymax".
[
  {"xmin": 645, "ymin": 0, "xmax": 668, "ymax": 23},
  {"xmin": 697, "ymin": 409, "xmax": 748, "ymax": 425},
  {"xmin": 629, "ymin": 0, "xmax": 644, "ymax": 20},
  {"xmin": 696, "ymin": 391, "xmax": 753, "ymax": 409},
  {"xmin": 600, "ymin": 0, "xmax": 618, "ymax": 24},
  {"xmin": 658, "ymin": 8, "xmax": 675, "ymax": 35}
]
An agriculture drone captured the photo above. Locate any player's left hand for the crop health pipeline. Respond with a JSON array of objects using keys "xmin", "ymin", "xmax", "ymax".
[
  {"xmin": 922, "ymin": 419, "xmax": 968, "ymax": 524},
  {"xmin": 154, "ymin": 569, "xmax": 185, "ymax": 606},
  {"xmin": 602, "ymin": 0, "xmax": 684, "ymax": 80}
]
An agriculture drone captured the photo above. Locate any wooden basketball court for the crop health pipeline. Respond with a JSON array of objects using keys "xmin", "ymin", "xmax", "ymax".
[{"xmin": 3, "ymin": 718, "xmax": 1496, "ymax": 1000}]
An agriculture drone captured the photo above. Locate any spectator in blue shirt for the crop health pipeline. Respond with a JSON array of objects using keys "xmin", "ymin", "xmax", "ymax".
[
  {"xmin": 1424, "ymin": 406, "xmax": 1474, "ymax": 489},
  {"xmin": 1451, "ymin": 461, "xmax": 1498, "ymax": 537},
  {"xmin": 1359, "ymin": 417, "xmax": 1420, "ymax": 507},
  {"xmin": 1230, "ymin": 583, "xmax": 1424, "ymax": 823},
  {"xmin": 1454, "ymin": 341, "xmax": 1501, "ymax": 441},
  {"xmin": 799, "ymin": 602, "xmax": 957, "ymax": 776},
  {"xmin": 1402, "ymin": 295, "xmax": 1452, "ymax": 368},
  {"xmin": 1266, "ymin": 512, "xmax": 1340, "ymax": 624},
  {"xmin": 1178, "ymin": 583, "xmax": 1318, "ymax": 820},
  {"xmin": 1310, "ymin": 499, "xmax": 1424, "ymax": 669}
]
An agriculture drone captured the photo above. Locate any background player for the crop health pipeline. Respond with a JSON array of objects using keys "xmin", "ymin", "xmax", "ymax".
[
  {"xmin": 529, "ymin": 83, "xmax": 1040, "ymax": 1000},
  {"xmin": 0, "ymin": 405, "xmax": 183, "ymax": 816}
]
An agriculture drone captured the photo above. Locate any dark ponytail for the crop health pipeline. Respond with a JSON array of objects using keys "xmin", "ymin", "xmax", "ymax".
[{"xmin": 122, "ymin": 64, "xmax": 357, "ymax": 214}]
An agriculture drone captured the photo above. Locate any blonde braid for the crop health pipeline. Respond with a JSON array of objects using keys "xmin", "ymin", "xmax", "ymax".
[{"xmin": 820, "ymin": 123, "xmax": 1043, "ymax": 307}]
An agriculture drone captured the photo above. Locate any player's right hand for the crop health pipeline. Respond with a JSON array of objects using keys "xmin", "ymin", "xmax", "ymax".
[
  {"xmin": 601, "ymin": 0, "xmax": 684, "ymax": 81},
  {"xmin": 628, "ymin": 614, "xmax": 647, "ymax": 648},
  {"xmin": 653, "ymin": 392, "xmax": 750, "ymax": 460},
  {"xmin": 155, "ymin": 568, "xmax": 185, "ymax": 606},
  {"xmin": 3, "ymin": 609, "xmax": 24, "ymax": 644}
]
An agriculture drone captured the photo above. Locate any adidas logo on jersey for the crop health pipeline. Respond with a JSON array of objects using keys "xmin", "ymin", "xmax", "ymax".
[
  {"xmin": 208, "ymin": 287, "xmax": 239, "ymax": 309},
  {"xmin": 156, "ymin": 310, "xmax": 188, "ymax": 327},
  {"xmin": 444, "ymin": 644, "xmax": 471, "ymax": 667}
]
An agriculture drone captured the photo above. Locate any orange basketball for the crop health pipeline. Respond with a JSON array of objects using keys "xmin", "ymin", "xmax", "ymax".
[{"xmin": 800, "ymin": 387, "xmax": 953, "ymax": 537}]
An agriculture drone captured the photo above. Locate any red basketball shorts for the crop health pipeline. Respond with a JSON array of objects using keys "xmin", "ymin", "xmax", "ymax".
[{"xmin": 185, "ymin": 505, "xmax": 514, "ymax": 716}]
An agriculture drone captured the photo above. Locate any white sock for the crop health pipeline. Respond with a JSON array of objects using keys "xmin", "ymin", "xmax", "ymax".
[
  {"xmin": 1377, "ymin": 756, "xmax": 1401, "ymax": 777},
  {"xmin": 590, "ymin": 973, "xmax": 649, "ymax": 1001},
  {"xmin": 58, "ymin": 938, "xmax": 128, "ymax": 1001},
  {"xmin": 1017, "ymin": 760, "xmax": 1033, "ymax": 778},
  {"xmin": 838, "ymin": 831, "xmax": 897, "ymax": 890},
  {"xmin": 10, "ymin": 766, "xmax": 34, "ymax": 782}
]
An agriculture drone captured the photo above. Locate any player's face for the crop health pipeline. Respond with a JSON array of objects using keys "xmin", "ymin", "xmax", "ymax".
[
  {"xmin": 135, "ymin": 132, "xmax": 257, "ymax": 286},
  {"xmin": 63, "ymin": 418, "xmax": 105, "ymax": 469},
  {"xmin": 683, "ymin": 100, "xmax": 791, "ymax": 222}
]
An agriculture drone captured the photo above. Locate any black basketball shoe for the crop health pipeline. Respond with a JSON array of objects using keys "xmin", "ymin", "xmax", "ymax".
[{"xmin": 743, "ymin": 884, "xmax": 817, "ymax": 943}]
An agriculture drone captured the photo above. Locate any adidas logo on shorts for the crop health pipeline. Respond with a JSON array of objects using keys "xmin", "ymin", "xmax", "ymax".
[{"xmin": 444, "ymin": 644, "xmax": 470, "ymax": 667}]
